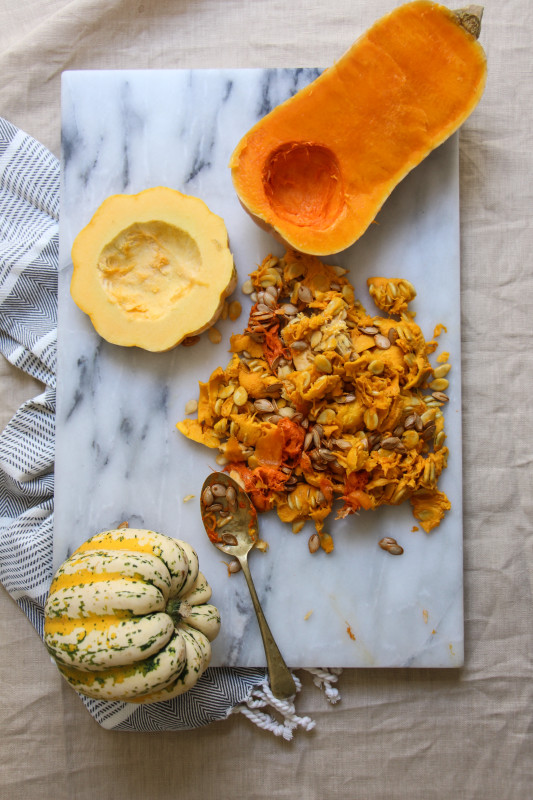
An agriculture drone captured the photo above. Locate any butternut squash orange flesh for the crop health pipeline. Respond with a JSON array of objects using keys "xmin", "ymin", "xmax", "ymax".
[{"xmin": 230, "ymin": 1, "xmax": 487, "ymax": 256}]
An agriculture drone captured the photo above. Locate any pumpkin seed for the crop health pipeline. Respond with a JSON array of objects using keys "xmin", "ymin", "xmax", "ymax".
[
  {"xmin": 380, "ymin": 436, "xmax": 402, "ymax": 450},
  {"xmin": 241, "ymin": 279, "xmax": 254, "ymax": 295},
  {"xmin": 308, "ymin": 533, "xmax": 320, "ymax": 554},
  {"xmin": 226, "ymin": 486, "xmax": 237, "ymax": 507},
  {"xmin": 398, "ymin": 279, "xmax": 416, "ymax": 299},
  {"xmin": 360, "ymin": 325, "xmax": 379, "ymax": 335},
  {"xmin": 211, "ymin": 483, "xmax": 227, "ymax": 498},
  {"xmin": 432, "ymin": 391, "xmax": 449, "ymax": 403},
  {"xmin": 374, "ymin": 334, "xmax": 391, "ymax": 350},
  {"xmin": 422, "ymin": 423, "xmax": 437, "ymax": 441},
  {"xmin": 262, "ymin": 293, "xmax": 277, "ymax": 309},
  {"xmin": 252, "ymin": 312, "xmax": 275, "ymax": 322},
  {"xmin": 342, "ymin": 285, "xmax": 354, "ymax": 303},
  {"xmin": 218, "ymin": 384, "xmax": 235, "ymax": 399},
  {"xmin": 298, "ymin": 285, "xmax": 313, "ymax": 303},
  {"xmin": 434, "ymin": 430, "xmax": 446, "ymax": 450},
  {"xmin": 318, "ymin": 448, "xmax": 336, "ymax": 462},
  {"xmin": 228, "ymin": 559, "xmax": 242, "ymax": 574},
  {"xmin": 202, "ymin": 487, "xmax": 214, "ymax": 506},
  {"xmin": 292, "ymin": 520, "xmax": 305, "ymax": 534},
  {"xmin": 281, "ymin": 303, "xmax": 298, "ymax": 316},
  {"xmin": 379, "ymin": 537, "xmax": 404, "ymax": 555},
  {"xmin": 278, "ymin": 406, "xmax": 296, "ymax": 418},
  {"xmin": 220, "ymin": 532, "xmax": 238, "ymax": 545},
  {"xmin": 404, "ymin": 414, "xmax": 416, "ymax": 430},
  {"xmin": 330, "ymin": 265, "xmax": 346, "ymax": 277},
  {"xmin": 388, "ymin": 327, "xmax": 399, "ymax": 344},
  {"xmin": 233, "ymin": 386, "xmax": 248, "ymax": 406},
  {"xmin": 184, "ymin": 399, "xmax": 198, "ymax": 415},
  {"xmin": 214, "ymin": 418, "xmax": 228, "ymax": 436},
  {"xmin": 285, "ymin": 261, "xmax": 304, "ymax": 280},
  {"xmin": 421, "ymin": 409, "xmax": 436, "ymax": 427},
  {"xmin": 215, "ymin": 454, "xmax": 228, "ymax": 466},
  {"xmin": 277, "ymin": 365, "xmax": 293, "ymax": 378},
  {"xmin": 368, "ymin": 359, "xmax": 384, "ymax": 375},
  {"xmin": 334, "ymin": 438, "xmax": 352, "ymax": 451},
  {"xmin": 254, "ymin": 398, "xmax": 275, "ymax": 413},
  {"xmin": 309, "ymin": 330, "xmax": 322, "ymax": 349},
  {"xmin": 208, "ymin": 327, "xmax": 222, "ymax": 344},
  {"xmin": 430, "ymin": 378, "xmax": 449, "ymax": 392},
  {"xmin": 317, "ymin": 408, "xmax": 336, "ymax": 425},
  {"xmin": 260, "ymin": 271, "xmax": 279, "ymax": 288},
  {"xmin": 433, "ymin": 363, "xmax": 451, "ymax": 379},
  {"xmin": 303, "ymin": 432, "xmax": 314, "ymax": 451},
  {"xmin": 314, "ymin": 354, "xmax": 333, "ymax": 373},
  {"xmin": 364, "ymin": 409, "xmax": 379, "ymax": 430},
  {"xmin": 291, "ymin": 340, "xmax": 308, "ymax": 351}
]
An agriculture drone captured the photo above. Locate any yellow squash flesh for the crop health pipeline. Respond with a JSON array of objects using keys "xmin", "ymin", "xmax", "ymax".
[{"xmin": 71, "ymin": 187, "xmax": 236, "ymax": 351}]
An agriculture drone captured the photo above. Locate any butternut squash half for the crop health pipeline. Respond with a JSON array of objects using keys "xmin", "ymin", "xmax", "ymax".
[
  {"xmin": 71, "ymin": 187, "xmax": 236, "ymax": 351},
  {"xmin": 230, "ymin": 2, "xmax": 487, "ymax": 255}
]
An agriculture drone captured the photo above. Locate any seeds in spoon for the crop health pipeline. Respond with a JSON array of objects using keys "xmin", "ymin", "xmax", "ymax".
[
  {"xmin": 226, "ymin": 485, "xmax": 237, "ymax": 509},
  {"xmin": 201, "ymin": 486, "xmax": 214, "ymax": 506}
]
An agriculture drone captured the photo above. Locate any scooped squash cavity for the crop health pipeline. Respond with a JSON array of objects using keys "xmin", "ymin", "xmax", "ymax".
[
  {"xmin": 70, "ymin": 187, "xmax": 236, "ymax": 351},
  {"xmin": 229, "ymin": 1, "xmax": 487, "ymax": 255}
]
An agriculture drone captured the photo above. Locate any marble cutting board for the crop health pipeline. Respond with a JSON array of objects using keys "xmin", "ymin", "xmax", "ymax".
[{"xmin": 56, "ymin": 69, "xmax": 463, "ymax": 668}]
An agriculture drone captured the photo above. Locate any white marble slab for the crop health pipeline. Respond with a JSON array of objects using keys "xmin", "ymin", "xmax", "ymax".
[{"xmin": 56, "ymin": 69, "xmax": 463, "ymax": 668}]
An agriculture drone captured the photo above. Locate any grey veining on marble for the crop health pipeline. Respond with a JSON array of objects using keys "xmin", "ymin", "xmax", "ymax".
[{"xmin": 56, "ymin": 69, "xmax": 463, "ymax": 668}]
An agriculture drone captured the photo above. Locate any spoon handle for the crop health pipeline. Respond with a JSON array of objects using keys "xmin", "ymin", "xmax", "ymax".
[{"xmin": 239, "ymin": 555, "xmax": 296, "ymax": 700}]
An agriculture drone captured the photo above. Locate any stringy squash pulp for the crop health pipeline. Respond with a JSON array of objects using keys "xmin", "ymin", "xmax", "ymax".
[
  {"xmin": 230, "ymin": 1, "xmax": 487, "ymax": 255},
  {"xmin": 178, "ymin": 251, "xmax": 452, "ymax": 553},
  {"xmin": 71, "ymin": 187, "xmax": 236, "ymax": 351}
]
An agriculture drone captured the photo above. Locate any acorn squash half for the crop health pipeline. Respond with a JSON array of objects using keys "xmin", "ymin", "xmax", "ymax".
[{"xmin": 70, "ymin": 187, "xmax": 236, "ymax": 352}]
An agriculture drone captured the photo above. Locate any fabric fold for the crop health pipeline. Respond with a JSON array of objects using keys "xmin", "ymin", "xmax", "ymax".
[{"xmin": 0, "ymin": 116, "xmax": 273, "ymax": 731}]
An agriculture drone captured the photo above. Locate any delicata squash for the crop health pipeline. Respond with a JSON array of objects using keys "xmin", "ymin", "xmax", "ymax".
[
  {"xmin": 230, "ymin": 1, "xmax": 487, "ymax": 255},
  {"xmin": 178, "ymin": 251, "xmax": 452, "ymax": 553},
  {"xmin": 44, "ymin": 527, "xmax": 220, "ymax": 703},
  {"xmin": 70, "ymin": 187, "xmax": 236, "ymax": 351}
]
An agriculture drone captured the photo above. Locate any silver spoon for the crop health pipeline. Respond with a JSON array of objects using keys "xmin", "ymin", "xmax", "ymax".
[{"xmin": 200, "ymin": 472, "xmax": 296, "ymax": 700}]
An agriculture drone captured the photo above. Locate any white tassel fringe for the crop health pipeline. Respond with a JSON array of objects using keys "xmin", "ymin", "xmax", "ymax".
[{"xmin": 230, "ymin": 668, "xmax": 342, "ymax": 740}]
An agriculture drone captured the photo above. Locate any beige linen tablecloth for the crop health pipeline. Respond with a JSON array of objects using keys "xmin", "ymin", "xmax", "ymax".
[{"xmin": 0, "ymin": 1, "xmax": 531, "ymax": 798}]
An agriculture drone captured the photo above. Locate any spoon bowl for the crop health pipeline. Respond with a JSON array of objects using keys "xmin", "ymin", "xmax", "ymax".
[{"xmin": 200, "ymin": 472, "xmax": 296, "ymax": 700}]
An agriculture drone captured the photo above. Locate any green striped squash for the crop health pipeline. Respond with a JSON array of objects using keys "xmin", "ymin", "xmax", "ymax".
[{"xmin": 44, "ymin": 528, "xmax": 221, "ymax": 703}]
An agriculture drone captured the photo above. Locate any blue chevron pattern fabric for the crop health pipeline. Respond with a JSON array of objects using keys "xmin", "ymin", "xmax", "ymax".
[{"xmin": 0, "ymin": 117, "xmax": 267, "ymax": 730}]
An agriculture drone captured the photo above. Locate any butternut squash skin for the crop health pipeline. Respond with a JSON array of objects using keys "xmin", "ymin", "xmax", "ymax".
[{"xmin": 230, "ymin": 1, "xmax": 487, "ymax": 255}]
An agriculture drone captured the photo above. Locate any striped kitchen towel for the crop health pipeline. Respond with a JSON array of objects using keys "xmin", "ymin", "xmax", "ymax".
[{"xmin": 0, "ymin": 118, "xmax": 338, "ymax": 737}]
